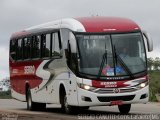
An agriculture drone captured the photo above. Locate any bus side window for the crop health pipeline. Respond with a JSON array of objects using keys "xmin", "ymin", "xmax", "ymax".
[
  {"xmin": 66, "ymin": 40, "xmax": 77, "ymax": 73},
  {"xmin": 52, "ymin": 32, "xmax": 61, "ymax": 57},
  {"xmin": 24, "ymin": 37, "xmax": 31, "ymax": 59},
  {"xmin": 67, "ymin": 40, "xmax": 71, "ymax": 66},
  {"xmin": 10, "ymin": 40, "xmax": 17, "ymax": 60},
  {"xmin": 32, "ymin": 36, "xmax": 41, "ymax": 58},
  {"xmin": 17, "ymin": 39, "xmax": 23, "ymax": 60},
  {"xmin": 42, "ymin": 34, "xmax": 51, "ymax": 58}
]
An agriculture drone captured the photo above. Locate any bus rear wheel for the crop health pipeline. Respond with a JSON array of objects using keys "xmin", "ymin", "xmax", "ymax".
[
  {"xmin": 118, "ymin": 104, "xmax": 131, "ymax": 114},
  {"xmin": 26, "ymin": 89, "xmax": 46, "ymax": 111},
  {"xmin": 26, "ymin": 89, "xmax": 35, "ymax": 110}
]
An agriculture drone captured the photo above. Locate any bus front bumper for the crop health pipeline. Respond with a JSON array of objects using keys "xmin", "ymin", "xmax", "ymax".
[{"xmin": 76, "ymin": 86, "xmax": 149, "ymax": 107}]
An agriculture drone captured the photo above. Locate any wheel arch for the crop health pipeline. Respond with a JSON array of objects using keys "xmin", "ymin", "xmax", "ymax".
[{"xmin": 59, "ymin": 83, "xmax": 66, "ymax": 104}]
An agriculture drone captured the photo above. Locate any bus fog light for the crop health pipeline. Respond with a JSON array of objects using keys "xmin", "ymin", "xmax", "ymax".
[
  {"xmin": 140, "ymin": 93, "xmax": 148, "ymax": 99},
  {"xmin": 81, "ymin": 96, "xmax": 92, "ymax": 102}
]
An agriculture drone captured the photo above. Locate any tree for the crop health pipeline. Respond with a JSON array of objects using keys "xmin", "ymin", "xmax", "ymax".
[
  {"xmin": 147, "ymin": 57, "xmax": 154, "ymax": 70},
  {"xmin": 154, "ymin": 57, "xmax": 160, "ymax": 70}
]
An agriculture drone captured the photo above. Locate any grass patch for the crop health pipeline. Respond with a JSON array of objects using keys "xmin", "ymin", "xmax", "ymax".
[
  {"xmin": 149, "ymin": 70, "xmax": 160, "ymax": 102},
  {"xmin": 0, "ymin": 90, "xmax": 12, "ymax": 99}
]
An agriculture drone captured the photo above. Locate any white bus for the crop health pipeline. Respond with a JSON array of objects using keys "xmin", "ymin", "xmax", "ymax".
[{"xmin": 10, "ymin": 17, "xmax": 153, "ymax": 114}]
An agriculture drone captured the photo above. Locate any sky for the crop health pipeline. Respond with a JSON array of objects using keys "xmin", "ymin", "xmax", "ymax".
[{"xmin": 0, "ymin": 0, "xmax": 160, "ymax": 80}]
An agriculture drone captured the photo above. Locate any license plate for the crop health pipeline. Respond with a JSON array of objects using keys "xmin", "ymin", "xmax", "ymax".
[{"xmin": 111, "ymin": 100, "xmax": 123, "ymax": 105}]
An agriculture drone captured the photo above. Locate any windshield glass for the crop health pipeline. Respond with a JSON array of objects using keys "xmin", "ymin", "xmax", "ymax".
[
  {"xmin": 76, "ymin": 32, "xmax": 146, "ymax": 79},
  {"xmin": 112, "ymin": 33, "xmax": 146, "ymax": 75}
]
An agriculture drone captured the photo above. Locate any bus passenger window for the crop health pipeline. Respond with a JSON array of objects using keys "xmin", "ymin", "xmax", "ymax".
[
  {"xmin": 17, "ymin": 39, "xmax": 23, "ymax": 60},
  {"xmin": 32, "ymin": 36, "xmax": 41, "ymax": 58},
  {"xmin": 42, "ymin": 34, "xmax": 51, "ymax": 58},
  {"xmin": 24, "ymin": 38, "xmax": 31, "ymax": 59},
  {"xmin": 10, "ymin": 40, "xmax": 17, "ymax": 60}
]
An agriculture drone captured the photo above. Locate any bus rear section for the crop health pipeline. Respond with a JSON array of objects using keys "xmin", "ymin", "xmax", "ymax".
[{"xmin": 9, "ymin": 17, "xmax": 153, "ymax": 114}]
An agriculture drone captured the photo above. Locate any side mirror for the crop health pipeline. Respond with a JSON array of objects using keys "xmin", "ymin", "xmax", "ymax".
[
  {"xmin": 69, "ymin": 32, "xmax": 77, "ymax": 53},
  {"xmin": 142, "ymin": 31, "xmax": 153, "ymax": 52}
]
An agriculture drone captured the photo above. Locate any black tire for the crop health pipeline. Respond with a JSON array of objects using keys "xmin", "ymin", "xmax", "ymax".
[
  {"xmin": 79, "ymin": 106, "xmax": 90, "ymax": 110},
  {"xmin": 36, "ymin": 102, "xmax": 46, "ymax": 111},
  {"xmin": 61, "ymin": 93, "xmax": 75, "ymax": 114},
  {"xmin": 26, "ymin": 89, "xmax": 46, "ymax": 111},
  {"xmin": 118, "ymin": 104, "xmax": 131, "ymax": 114},
  {"xmin": 26, "ymin": 89, "xmax": 35, "ymax": 110}
]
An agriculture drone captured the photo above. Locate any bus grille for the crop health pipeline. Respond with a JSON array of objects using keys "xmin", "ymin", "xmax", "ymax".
[
  {"xmin": 94, "ymin": 87, "xmax": 137, "ymax": 94},
  {"xmin": 97, "ymin": 95, "xmax": 135, "ymax": 102}
]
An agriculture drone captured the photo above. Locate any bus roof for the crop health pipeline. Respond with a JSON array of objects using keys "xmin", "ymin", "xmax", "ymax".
[
  {"xmin": 11, "ymin": 17, "xmax": 140, "ymax": 39},
  {"xmin": 76, "ymin": 17, "xmax": 140, "ymax": 32}
]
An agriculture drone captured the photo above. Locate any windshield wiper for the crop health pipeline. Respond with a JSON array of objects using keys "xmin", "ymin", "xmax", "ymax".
[
  {"xmin": 113, "ymin": 46, "xmax": 134, "ymax": 79},
  {"xmin": 98, "ymin": 44, "xmax": 108, "ymax": 79}
]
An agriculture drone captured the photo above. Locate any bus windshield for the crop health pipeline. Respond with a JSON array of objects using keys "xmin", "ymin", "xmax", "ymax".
[{"xmin": 76, "ymin": 32, "xmax": 147, "ymax": 79}]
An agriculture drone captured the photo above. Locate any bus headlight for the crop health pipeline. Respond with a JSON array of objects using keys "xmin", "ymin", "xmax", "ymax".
[
  {"xmin": 77, "ymin": 83, "xmax": 96, "ymax": 91},
  {"xmin": 136, "ymin": 81, "xmax": 148, "ymax": 89},
  {"xmin": 84, "ymin": 85, "xmax": 90, "ymax": 90},
  {"xmin": 140, "ymin": 83, "xmax": 146, "ymax": 88}
]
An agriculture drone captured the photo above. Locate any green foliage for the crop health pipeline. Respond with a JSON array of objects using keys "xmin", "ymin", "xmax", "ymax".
[
  {"xmin": 147, "ymin": 57, "xmax": 160, "ymax": 70},
  {"xmin": 147, "ymin": 57, "xmax": 154, "ymax": 70},
  {"xmin": 154, "ymin": 57, "xmax": 160, "ymax": 70},
  {"xmin": 0, "ymin": 90, "xmax": 12, "ymax": 99},
  {"xmin": 149, "ymin": 71, "xmax": 160, "ymax": 101}
]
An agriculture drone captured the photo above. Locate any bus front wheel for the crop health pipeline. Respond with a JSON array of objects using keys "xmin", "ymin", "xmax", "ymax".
[
  {"xmin": 62, "ymin": 94, "xmax": 75, "ymax": 114},
  {"xmin": 60, "ymin": 91, "xmax": 76, "ymax": 114},
  {"xmin": 118, "ymin": 104, "xmax": 131, "ymax": 114}
]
